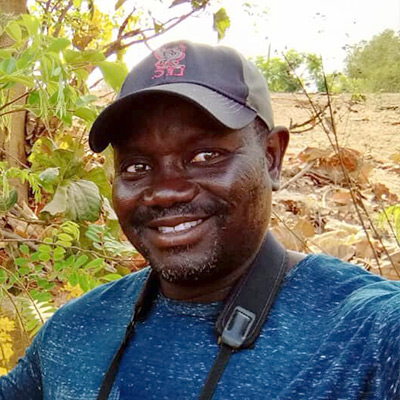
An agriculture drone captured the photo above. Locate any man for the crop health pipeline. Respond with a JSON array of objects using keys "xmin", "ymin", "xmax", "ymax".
[{"xmin": 1, "ymin": 41, "xmax": 399, "ymax": 400}]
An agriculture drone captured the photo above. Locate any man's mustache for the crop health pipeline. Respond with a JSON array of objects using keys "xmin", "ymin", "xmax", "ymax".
[{"xmin": 131, "ymin": 201, "xmax": 229, "ymax": 227}]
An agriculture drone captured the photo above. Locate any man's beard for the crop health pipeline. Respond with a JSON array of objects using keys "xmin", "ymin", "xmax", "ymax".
[
  {"xmin": 129, "ymin": 201, "xmax": 229, "ymax": 283},
  {"xmin": 147, "ymin": 239, "xmax": 222, "ymax": 283}
]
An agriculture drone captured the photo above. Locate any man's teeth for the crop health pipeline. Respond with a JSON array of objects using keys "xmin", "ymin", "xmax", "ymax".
[{"xmin": 158, "ymin": 219, "xmax": 203, "ymax": 234}]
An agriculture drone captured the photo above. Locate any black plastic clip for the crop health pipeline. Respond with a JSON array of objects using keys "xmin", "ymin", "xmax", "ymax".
[{"xmin": 220, "ymin": 306, "xmax": 256, "ymax": 349}]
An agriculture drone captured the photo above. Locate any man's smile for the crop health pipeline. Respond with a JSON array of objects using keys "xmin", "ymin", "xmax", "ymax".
[
  {"xmin": 145, "ymin": 215, "xmax": 213, "ymax": 248},
  {"xmin": 156, "ymin": 219, "xmax": 203, "ymax": 233}
]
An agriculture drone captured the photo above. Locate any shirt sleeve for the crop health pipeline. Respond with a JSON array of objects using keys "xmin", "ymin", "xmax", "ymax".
[
  {"xmin": 0, "ymin": 325, "xmax": 44, "ymax": 400},
  {"xmin": 374, "ymin": 287, "xmax": 400, "ymax": 398}
]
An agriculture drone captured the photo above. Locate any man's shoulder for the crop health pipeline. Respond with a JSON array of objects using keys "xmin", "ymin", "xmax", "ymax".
[
  {"xmin": 52, "ymin": 267, "xmax": 151, "ymax": 322},
  {"xmin": 293, "ymin": 254, "xmax": 400, "ymax": 316}
]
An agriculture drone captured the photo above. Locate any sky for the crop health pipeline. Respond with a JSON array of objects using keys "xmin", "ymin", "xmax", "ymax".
[{"xmin": 97, "ymin": 0, "xmax": 400, "ymax": 73}]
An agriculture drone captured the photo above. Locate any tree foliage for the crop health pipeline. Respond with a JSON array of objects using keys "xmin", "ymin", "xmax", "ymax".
[
  {"xmin": 253, "ymin": 50, "xmax": 327, "ymax": 92},
  {"xmin": 0, "ymin": 0, "xmax": 231, "ymax": 372},
  {"xmin": 345, "ymin": 30, "xmax": 400, "ymax": 92}
]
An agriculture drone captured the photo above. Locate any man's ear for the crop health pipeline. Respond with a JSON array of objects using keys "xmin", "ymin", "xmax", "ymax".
[{"xmin": 264, "ymin": 126, "xmax": 289, "ymax": 191}]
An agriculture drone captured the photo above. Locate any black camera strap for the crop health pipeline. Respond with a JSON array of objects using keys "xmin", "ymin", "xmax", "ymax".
[
  {"xmin": 97, "ymin": 233, "xmax": 288, "ymax": 400},
  {"xmin": 96, "ymin": 270, "xmax": 159, "ymax": 400},
  {"xmin": 199, "ymin": 232, "xmax": 288, "ymax": 399}
]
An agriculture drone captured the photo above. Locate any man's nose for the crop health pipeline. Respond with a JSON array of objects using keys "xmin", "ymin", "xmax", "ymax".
[{"xmin": 143, "ymin": 175, "xmax": 199, "ymax": 208}]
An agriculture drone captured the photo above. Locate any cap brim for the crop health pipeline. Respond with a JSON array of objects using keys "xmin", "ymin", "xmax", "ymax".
[{"xmin": 89, "ymin": 83, "xmax": 256, "ymax": 152}]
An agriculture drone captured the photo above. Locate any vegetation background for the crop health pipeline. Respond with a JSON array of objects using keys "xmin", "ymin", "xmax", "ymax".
[{"xmin": 0, "ymin": 0, "xmax": 399, "ymax": 373}]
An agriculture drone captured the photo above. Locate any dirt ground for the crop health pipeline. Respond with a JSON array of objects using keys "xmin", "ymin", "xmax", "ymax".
[
  {"xmin": 273, "ymin": 93, "xmax": 400, "ymax": 193},
  {"xmin": 268, "ymin": 93, "xmax": 400, "ymax": 279}
]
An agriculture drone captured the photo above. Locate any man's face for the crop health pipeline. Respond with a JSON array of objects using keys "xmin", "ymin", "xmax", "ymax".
[{"xmin": 113, "ymin": 95, "xmax": 285, "ymax": 284}]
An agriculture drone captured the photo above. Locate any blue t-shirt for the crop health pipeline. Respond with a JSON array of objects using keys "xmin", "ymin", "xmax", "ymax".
[{"xmin": 1, "ymin": 254, "xmax": 400, "ymax": 399}]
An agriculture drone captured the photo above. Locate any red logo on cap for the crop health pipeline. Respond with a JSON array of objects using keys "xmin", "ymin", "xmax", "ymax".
[{"xmin": 152, "ymin": 44, "xmax": 187, "ymax": 79}]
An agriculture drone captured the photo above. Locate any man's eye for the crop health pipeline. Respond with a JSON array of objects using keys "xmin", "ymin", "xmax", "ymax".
[
  {"xmin": 125, "ymin": 163, "xmax": 151, "ymax": 173},
  {"xmin": 191, "ymin": 151, "xmax": 221, "ymax": 164}
]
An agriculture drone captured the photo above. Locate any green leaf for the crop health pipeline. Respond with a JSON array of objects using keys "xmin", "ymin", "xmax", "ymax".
[
  {"xmin": 41, "ymin": 180, "xmax": 101, "ymax": 222},
  {"xmin": 101, "ymin": 273, "xmax": 122, "ymax": 282},
  {"xmin": 41, "ymin": 185, "xmax": 68, "ymax": 217},
  {"xmin": 48, "ymin": 38, "xmax": 71, "ymax": 53},
  {"xmin": 80, "ymin": 50, "xmax": 105, "ymax": 63},
  {"xmin": 38, "ymin": 244, "xmax": 52, "ymax": 253},
  {"xmin": 39, "ymin": 167, "xmax": 60, "ymax": 187},
  {"xmin": 53, "ymin": 253, "xmax": 65, "ymax": 261},
  {"xmin": 39, "ymin": 252, "xmax": 51, "ymax": 262},
  {"xmin": 0, "ymin": 49, "xmax": 12, "ymax": 59},
  {"xmin": 26, "ymin": 318, "xmax": 39, "ymax": 332},
  {"xmin": 15, "ymin": 257, "xmax": 29, "ymax": 267},
  {"xmin": 84, "ymin": 258, "xmax": 104, "ymax": 270},
  {"xmin": 6, "ymin": 21, "xmax": 22, "ymax": 42},
  {"xmin": 9, "ymin": 75, "xmax": 35, "ymax": 87},
  {"xmin": 31, "ymin": 252, "xmax": 40, "ymax": 262},
  {"xmin": 103, "ymin": 197, "xmax": 118, "ymax": 220},
  {"xmin": 60, "ymin": 221, "xmax": 80, "ymax": 240},
  {"xmin": 0, "ymin": 190, "xmax": 18, "ymax": 212},
  {"xmin": 58, "ymin": 233, "xmax": 73, "ymax": 242},
  {"xmin": 74, "ymin": 67, "xmax": 90, "ymax": 82},
  {"xmin": 115, "ymin": 0, "xmax": 128, "ymax": 10},
  {"xmin": 18, "ymin": 266, "xmax": 30, "ymax": 275},
  {"xmin": 213, "ymin": 8, "xmax": 231, "ymax": 41},
  {"xmin": 74, "ymin": 255, "xmax": 88, "ymax": 269},
  {"xmin": 85, "ymin": 167, "xmax": 112, "ymax": 198},
  {"xmin": 19, "ymin": 244, "xmax": 30, "ymax": 255},
  {"xmin": 73, "ymin": 0, "xmax": 83, "ymax": 7},
  {"xmin": 20, "ymin": 15, "xmax": 40, "ymax": 37},
  {"xmin": 75, "ymin": 107, "xmax": 97, "ymax": 123},
  {"xmin": 66, "ymin": 180, "xmax": 102, "ymax": 222},
  {"xmin": 97, "ymin": 61, "xmax": 128, "ymax": 92},
  {"xmin": 76, "ymin": 94, "xmax": 98, "ymax": 108},
  {"xmin": 28, "ymin": 91, "xmax": 40, "ymax": 105},
  {"xmin": 0, "ymin": 58, "xmax": 17, "ymax": 75},
  {"xmin": 0, "ymin": 269, "xmax": 7, "ymax": 284},
  {"xmin": 63, "ymin": 49, "xmax": 82, "ymax": 64},
  {"xmin": 54, "ymin": 246, "xmax": 66, "ymax": 256},
  {"xmin": 54, "ymin": 261, "xmax": 65, "ymax": 272},
  {"xmin": 56, "ymin": 240, "xmax": 72, "ymax": 247},
  {"xmin": 69, "ymin": 271, "xmax": 78, "ymax": 286},
  {"xmin": 78, "ymin": 273, "xmax": 89, "ymax": 292},
  {"xmin": 85, "ymin": 230, "xmax": 100, "ymax": 242}
]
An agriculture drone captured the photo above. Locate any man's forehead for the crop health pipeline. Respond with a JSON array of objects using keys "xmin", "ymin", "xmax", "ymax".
[{"xmin": 112, "ymin": 95, "xmax": 235, "ymax": 147}]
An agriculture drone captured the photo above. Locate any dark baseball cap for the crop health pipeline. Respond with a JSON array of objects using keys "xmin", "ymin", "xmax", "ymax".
[{"xmin": 89, "ymin": 40, "xmax": 274, "ymax": 152}]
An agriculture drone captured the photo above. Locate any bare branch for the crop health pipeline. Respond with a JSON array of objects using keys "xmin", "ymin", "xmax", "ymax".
[
  {"xmin": 118, "ymin": 7, "xmax": 136, "ymax": 39},
  {"xmin": 280, "ymin": 162, "xmax": 315, "ymax": 191},
  {"xmin": 53, "ymin": 0, "xmax": 74, "ymax": 38},
  {"xmin": 0, "ymin": 146, "xmax": 29, "ymax": 168},
  {"xmin": 0, "ymin": 90, "xmax": 32, "ymax": 112},
  {"xmin": 104, "ymin": 7, "xmax": 200, "ymax": 58}
]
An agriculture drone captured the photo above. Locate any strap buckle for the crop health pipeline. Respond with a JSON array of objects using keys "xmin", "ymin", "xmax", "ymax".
[{"xmin": 220, "ymin": 306, "xmax": 255, "ymax": 349}]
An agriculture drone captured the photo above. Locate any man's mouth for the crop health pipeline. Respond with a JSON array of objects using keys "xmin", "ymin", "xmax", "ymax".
[
  {"xmin": 146, "ymin": 215, "xmax": 211, "ymax": 248},
  {"xmin": 157, "ymin": 219, "xmax": 203, "ymax": 234}
]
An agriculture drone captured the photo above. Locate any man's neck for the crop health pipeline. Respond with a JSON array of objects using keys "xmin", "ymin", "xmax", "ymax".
[
  {"xmin": 158, "ymin": 250, "xmax": 306, "ymax": 303},
  {"xmin": 159, "ymin": 261, "xmax": 252, "ymax": 303}
]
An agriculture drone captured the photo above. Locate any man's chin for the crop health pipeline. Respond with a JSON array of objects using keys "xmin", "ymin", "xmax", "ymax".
[{"xmin": 147, "ymin": 245, "xmax": 221, "ymax": 283}]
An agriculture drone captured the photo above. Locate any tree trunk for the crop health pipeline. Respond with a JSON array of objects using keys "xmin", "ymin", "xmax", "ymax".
[{"xmin": 0, "ymin": 0, "xmax": 28, "ymax": 204}]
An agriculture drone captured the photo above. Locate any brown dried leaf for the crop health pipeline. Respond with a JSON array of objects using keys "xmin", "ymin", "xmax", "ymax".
[
  {"xmin": 372, "ymin": 183, "xmax": 399, "ymax": 203},
  {"xmin": 330, "ymin": 190, "xmax": 352, "ymax": 205},
  {"xmin": 310, "ymin": 232, "xmax": 355, "ymax": 261},
  {"xmin": 389, "ymin": 152, "xmax": 400, "ymax": 163},
  {"xmin": 270, "ymin": 225, "xmax": 305, "ymax": 252},
  {"xmin": 293, "ymin": 218, "xmax": 315, "ymax": 238},
  {"xmin": 298, "ymin": 147, "xmax": 332, "ymax": 163}
]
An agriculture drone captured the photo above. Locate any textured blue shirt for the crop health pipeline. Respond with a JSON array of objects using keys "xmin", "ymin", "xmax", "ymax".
[{"xmin": 1, "ymin": 254, "xmax": 400, "ymax": 399}]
